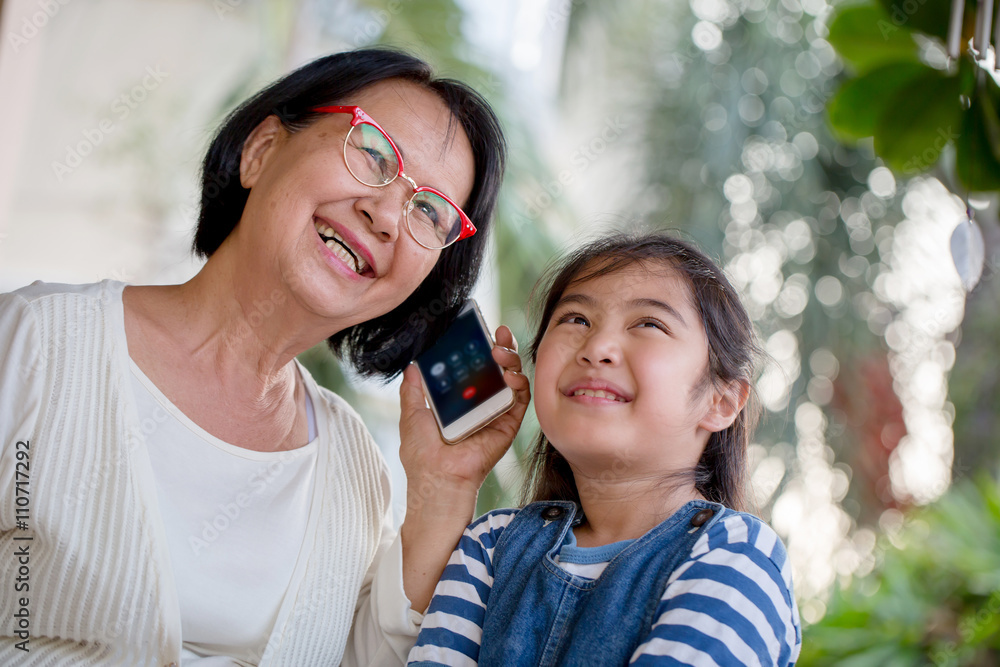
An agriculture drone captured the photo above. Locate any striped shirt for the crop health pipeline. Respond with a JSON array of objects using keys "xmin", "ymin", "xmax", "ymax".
[{"xmin": 408, "ymin": 508, "xmax": 801, "ymax": 666}]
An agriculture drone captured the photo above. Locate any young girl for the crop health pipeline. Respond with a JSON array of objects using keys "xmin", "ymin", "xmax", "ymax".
[{"xmin": 407, "ymin": 232, "xmax": 801, "ymax": 666}]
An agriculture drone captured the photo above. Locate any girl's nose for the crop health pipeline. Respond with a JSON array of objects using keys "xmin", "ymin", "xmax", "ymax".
[{"xmin": 577, "ymin": 330, "xmax": 620, "ymax": 366}]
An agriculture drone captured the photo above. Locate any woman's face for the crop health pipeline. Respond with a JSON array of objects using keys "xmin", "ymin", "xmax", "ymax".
[{"xmin": 235, "ymin": 78, "xmax": 475, "ymax": 329}]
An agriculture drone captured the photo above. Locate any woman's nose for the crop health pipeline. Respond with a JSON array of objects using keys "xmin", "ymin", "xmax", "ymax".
[
  {"xmin": 577, "ymin": 330, "xmax": 620, "ymax": 366},
  {"xmin": 358, "ymin": 181, "xmax": 411, "ymax": 242}
]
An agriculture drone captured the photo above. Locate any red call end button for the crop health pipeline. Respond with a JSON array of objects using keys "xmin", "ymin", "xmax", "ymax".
[{"xmin": 462, "ymin": 386, "xmax": 477, "ymax": 400}]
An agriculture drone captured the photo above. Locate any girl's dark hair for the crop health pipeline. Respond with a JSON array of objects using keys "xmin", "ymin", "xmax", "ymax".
[
  {"xmin": 522, "ymin": 231, "xmax": 761, "ymax": 513},
  {"xmin": 193, "ymin": 48, "xmax": 506, "ymax": 378}
]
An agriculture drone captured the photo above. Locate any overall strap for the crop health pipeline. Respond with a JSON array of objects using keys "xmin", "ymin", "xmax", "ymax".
[{"xmin": 480, "ymin": 501, "xmax": 725, "ymax": 667}]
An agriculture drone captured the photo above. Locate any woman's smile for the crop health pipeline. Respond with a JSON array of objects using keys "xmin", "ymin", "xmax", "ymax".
[
  {"xmin": 236, "ymin": 78, "xmax": 474, "ymax": 326},
  {"xmin": 313, "ymin": 217, "xmax": 376, "ymax": 278}
]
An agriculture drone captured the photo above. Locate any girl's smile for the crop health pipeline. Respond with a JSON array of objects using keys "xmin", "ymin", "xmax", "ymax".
[{"xmin": 563, "ymin": 378, "xmax": 632, "ymax": 403}]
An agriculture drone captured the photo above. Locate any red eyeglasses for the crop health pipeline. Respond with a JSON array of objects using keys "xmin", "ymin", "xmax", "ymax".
[{"xmin": 312, "ymin": 105, "xmax": 476, "ymax": 250}]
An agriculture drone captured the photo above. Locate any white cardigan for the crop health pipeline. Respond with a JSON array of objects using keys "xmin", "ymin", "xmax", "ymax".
[{"xmin": 0, "ymin": 281, "xmax": 420, "ymax": 666}]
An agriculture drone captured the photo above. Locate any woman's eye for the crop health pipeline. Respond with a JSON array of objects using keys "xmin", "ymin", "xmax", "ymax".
[
  {"xmin": 415, "ymin": 201, "xmax": 441, "ymax": 226},
  {"xmin": 362, "ymin": 147, "xmax": 391, "ymax": 172}
]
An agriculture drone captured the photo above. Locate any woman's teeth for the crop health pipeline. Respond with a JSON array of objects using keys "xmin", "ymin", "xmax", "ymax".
[
  {"xmin": 572, "ymin": 389, "xmax": 627, "ymax": 402},
  {"xmin": 315, "ymin": 223, "xmax": 369, "ymax": 275}
]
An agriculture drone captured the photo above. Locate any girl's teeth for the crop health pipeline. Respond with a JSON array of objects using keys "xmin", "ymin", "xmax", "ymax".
[{"xmin": 573, "ymin": 389, "xmax": 625, "ymax": 402}]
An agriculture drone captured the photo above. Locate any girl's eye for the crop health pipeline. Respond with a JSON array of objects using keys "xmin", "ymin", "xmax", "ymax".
[
  {"xmin": 555, "ymin": 312, "xmax": 589, "ymax": 327},
  {"xmin": 635, "ymin": 318, "xmax": 670, "ymax": 334}
]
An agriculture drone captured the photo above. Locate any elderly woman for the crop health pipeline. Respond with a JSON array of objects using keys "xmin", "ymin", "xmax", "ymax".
[{"xmin": 0, "ymin": 49, "xmax": 528, "ymax": 666}]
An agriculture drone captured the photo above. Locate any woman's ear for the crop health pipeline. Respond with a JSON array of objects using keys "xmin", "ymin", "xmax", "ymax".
[
  {"xmin": 699, "ymin": 379, "xmax": 750, "ymax": 433},
  {"xmin": 239, "ymin": 115, "xmax": 286, "ymax": 189}
]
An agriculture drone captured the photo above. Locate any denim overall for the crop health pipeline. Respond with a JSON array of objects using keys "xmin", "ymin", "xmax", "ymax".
[{"xmin": 478, "ymin": 499, "xmax": 724, "ymax": 666}]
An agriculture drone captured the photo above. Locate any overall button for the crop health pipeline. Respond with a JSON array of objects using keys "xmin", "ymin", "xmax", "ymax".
[
  {"xmin": 690, "ymin": 509, "xmax": 714, "ymax": 527},
  {"xmin": 542, "ymin": 506, "xmax": 565, "ymax": 520}
]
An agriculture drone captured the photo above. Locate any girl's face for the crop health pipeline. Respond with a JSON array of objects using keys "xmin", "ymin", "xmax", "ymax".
[
  {"xmin": 533, "ymin": 262, "xmax": 734, "ymax": 478},
  {"xmin": 234, "ymin": 79, "xmax": 475, "ymax": 328}
]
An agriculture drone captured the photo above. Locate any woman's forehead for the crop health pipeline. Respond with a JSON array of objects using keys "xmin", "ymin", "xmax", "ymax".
[
  {"xmin": 347, "ymin": 79, "xmax": 475, "ymax": 200},
  {"xmin": 350, "ymin": 80, "xmax": 454, "ymax": 143}
]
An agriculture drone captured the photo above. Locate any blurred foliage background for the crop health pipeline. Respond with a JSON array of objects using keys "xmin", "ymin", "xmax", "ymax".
[
  {"xmin": 3, "ymin": 0, "xmax": 998, "ymax": 659},
  {"xmin": 332, "ymin": 0, "xmax": 1000, "ymax": 657}
]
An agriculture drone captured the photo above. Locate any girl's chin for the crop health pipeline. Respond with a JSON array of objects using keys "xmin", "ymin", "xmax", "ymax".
[{"xmin": 549, "ymin": 438, "xmax": 630, "ymax": 465}]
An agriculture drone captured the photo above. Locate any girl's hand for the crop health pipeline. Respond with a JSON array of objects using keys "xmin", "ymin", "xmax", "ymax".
[{"xmin": 398, "ymin": 324, "xmax": 530, "ymax": 513}]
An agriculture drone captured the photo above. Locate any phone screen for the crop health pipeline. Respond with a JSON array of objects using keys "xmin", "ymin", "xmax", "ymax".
[{"xmin": 415, "ymin": 306, "xmax": 508, "ymax": 427}]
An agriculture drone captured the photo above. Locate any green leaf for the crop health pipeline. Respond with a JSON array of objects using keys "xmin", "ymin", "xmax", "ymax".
[
  {"xmin": 873, "ymin": 70, "xmax": 963, "ymax": 174},
  {"xmin": 960, "ymin": 597, "xmax": 1000, "ymax": 644},
  {"xmin": 801, "ymin": 480, "xmax": 1000, "ymax": 664},
  {"xmin": 875, "ymin": 0, "xmax": 954, "ymax": 42},
  {"xmin": 834, "ymin": 643, "xmax": 915, "ymax": 667},
  {"xmin": 827, "ymin": 4, "xmax": 921, "ymax": 73},
  {"xmin": 827, "ymin": 62, "xmax": 931, "ymax": 141},
  {"xmin": 803, "ymin": 626, "xmax": 886, "ymax": 654},
  {"xmin": 956, "ymin": 80, "xmax": 1000, "ymax": 192}
]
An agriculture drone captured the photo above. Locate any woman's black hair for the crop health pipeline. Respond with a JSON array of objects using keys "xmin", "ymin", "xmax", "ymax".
[
  {"xmin": 521, "ymin": 231, "xmax": 761, "ymax": 513},
  {"xmin": 193, "ymin": 47, "xmax": 506, "ymax": 378}
]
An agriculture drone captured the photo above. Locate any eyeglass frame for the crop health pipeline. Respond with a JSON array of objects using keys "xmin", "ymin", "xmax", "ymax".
[{"xmin": 310, "ymin": 105, "xmax": 477, "ymax": 250}]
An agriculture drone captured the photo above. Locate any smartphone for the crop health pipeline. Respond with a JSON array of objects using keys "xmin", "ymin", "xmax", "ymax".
[{"xmin": 415, "ymin": 300, "xmax": 516, "ymax": 444}]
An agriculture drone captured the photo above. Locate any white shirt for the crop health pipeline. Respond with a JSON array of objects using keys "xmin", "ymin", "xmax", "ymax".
[
  {"xmin": 1, "ymin": 281, "xmax": 422, "ymax": 666},
  {"xmin": 132, "ymin": 361, "xmax": 320, "ymax": 665}
]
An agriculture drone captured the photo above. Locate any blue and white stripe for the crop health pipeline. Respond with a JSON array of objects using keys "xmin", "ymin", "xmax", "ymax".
[
  {"xmin": 408, "ymin": 509, "xmax": 800, "ymax": 666},
  {"xmin": 631, "ymin": 514, "xmax": 800, "ymax": 665},
  {"xmin": 408, "ymin": 510, "xmax": 518, "ymax": 666}
]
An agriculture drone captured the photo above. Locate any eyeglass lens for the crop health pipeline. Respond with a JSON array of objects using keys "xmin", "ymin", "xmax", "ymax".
[{"xmin": 345, "ymin": 123, "xmax": 462, "ymax": 249}]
